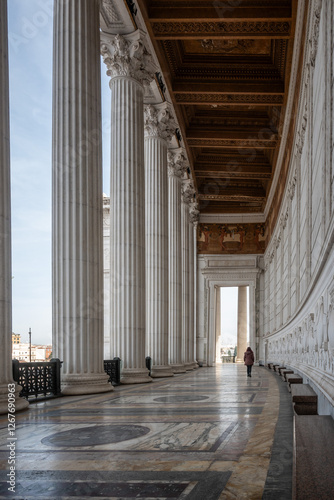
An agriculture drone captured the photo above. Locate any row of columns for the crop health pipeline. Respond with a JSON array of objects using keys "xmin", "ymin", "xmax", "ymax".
[
  {"xmin": 52, "ymin": 5, "xmax": 198, "ymax": 388},
  {"xmin": 100, "ymin": 30, "xmax": 199, "ymax": 382},
  {"xmin": 0, "ymin": 0, "xmax": 199, "ymax": 407}
]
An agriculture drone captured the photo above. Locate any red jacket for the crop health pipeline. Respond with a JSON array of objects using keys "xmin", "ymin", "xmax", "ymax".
[{"xmin": 244, "ymin": 349, "xmax": 254, "ymax": 366}]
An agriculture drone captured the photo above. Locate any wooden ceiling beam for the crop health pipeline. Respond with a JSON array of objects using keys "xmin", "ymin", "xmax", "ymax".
[
  {"xmin": 147, "ymin": 3, "xmax": 292, "ymax": 21},
  {"xmin": 173, "ymin": 81, "xmax": 284, "ymax": 94},
  {"xmin": 199, "ymin": 202, "xmax": 263, "ymax": 213},
  {"xmin": 187, "ymin": 128, "xmax": 276, "ymax": 140}
]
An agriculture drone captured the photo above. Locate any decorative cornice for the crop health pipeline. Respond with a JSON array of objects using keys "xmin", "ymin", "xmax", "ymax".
[
  {"xmin": 310, "ymin": 0, "xmax": 323, "ymax": 67},
  {"xmin": 198, "ymin": 194, "xmax": 265, "ymax": 202},
  {"xmin": 101, "ymin": 31, "xmax": 155, "ymax": 84},
  {"xmin": 152, "ymin": 21, "xmax": 291, "ymax": 38},
  {"xmin": 144, "ymin": 103, "xmax": 176, "ymax": 142},
  {"xmin": 295, "ymin": 104, "xmax": 308, "ymax": 157},
  {"xmin": 202, "ymin": 273, "xmax": 258, "ymax": 281},
  {"xmin": 288, "ymin": 168, "xmax": 297, "ymax": 200},
  {"xmin": 264, "ymin": 0, "xmax": 306, "ymax": 218},
  {"xmin": 187, "ymin": 138, "xmax": 277, "ymax": 148},
  {"xmin": 174, "ymin": 93, "xmax": 284, "ymax": 105}
]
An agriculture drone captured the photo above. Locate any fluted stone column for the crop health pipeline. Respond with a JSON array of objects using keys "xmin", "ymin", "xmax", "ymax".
[
  {"xmin": 237, "ymin": 286, "xmax": 248, "ymax": 362},
  {"xmin": 0, "ymin": 0, "xmax": 29, "ymax": 414},
  {"xmin": 168, "ymin": 150, "xmax": 186, "ymax": 373},
  {"xmin": 181, "ymin": 180, "xmax": 194, "ymax": 370},
  {"xmin": 52, "ymin": 0, "xmax": 111, "ymax": 395},
  {"xmin": 144, "ymin": 104, "xmax": 175, "ymax": 378},
  {"xmin": 188, "ymin": 204, "xmax": 199, "ymax": 369},
  {"xmin": 181, "ymin": 186, "xmax": 190, "ymax": 369},
  {"xmin": 101, "ymin": 32, "xmax": 155, "ymax": 384}
]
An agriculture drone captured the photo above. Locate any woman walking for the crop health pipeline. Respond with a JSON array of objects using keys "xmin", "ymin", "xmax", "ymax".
[{"xmin": 244, "ymin": 347, "xmax": 254, "ymax": 377}]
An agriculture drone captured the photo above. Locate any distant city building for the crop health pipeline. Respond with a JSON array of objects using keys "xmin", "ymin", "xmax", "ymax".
[
  {"xmin": 12, "ymin": 333, "xmax": 21, "ymax": 344},
  {"xmin": 12, "ymin": 343, "xmax": 52, "ymax": 362}
]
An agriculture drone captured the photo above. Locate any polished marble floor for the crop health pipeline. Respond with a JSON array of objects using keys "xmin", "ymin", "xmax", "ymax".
[{"xmin": 0, "ymin": 364, "xmax": 293, "ymax": 499}]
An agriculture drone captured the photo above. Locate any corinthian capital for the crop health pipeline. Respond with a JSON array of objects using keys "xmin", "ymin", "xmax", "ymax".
[
  {"xmin": 144, "ymin": 103, "xmax": 177, "ymax": 143},
  {"xmin": 181, "ymin": 179, "xmax": 195, "ymax": 205},
  {"xmin": 167, "ymin": 148, "xmax": 187, "ymax": 178},
  {"xmin": 189, "ymin": 203, "xmax": 200, "ymax": 224},
  {"xmin": 101, "ymin": 31, "xmax": 155, "ymax": 85}
]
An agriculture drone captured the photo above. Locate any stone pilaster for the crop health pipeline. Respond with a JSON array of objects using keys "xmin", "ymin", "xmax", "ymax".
[
  {"xmin": 52, "ymin": 0, "xmax": 111, "ymax": 394},
  {"xmin": 101, "ymin": 32, "xmax": 155, "ymax": 383},
  {"xmin": 144, "ymin": 104, "xmax": 175, "ymax": 378},
  {"xmin": 0, "ymin": 0, "xmax": 29, "ymax": 413},
  {"xmin": 168, "ymin": 150, "xmax": 186, "ymax": 373},
  {"xmin": 237, "ymin": 286, "xmax": 248, "ymax": 362}
]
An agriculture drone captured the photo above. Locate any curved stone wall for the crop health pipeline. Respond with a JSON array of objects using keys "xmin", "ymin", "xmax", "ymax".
[{"xmin": 263, "ymin": 0, "xmax": 334, "ymax": 416}]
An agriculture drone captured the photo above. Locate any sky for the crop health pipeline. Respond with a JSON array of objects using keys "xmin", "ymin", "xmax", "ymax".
[
  {"xmin": 6, "ymin": 1, "xmax": 242, "ymax": 347},
  {"xmin": 7, "ymin": 0, "xmax": 111, "ymax": 344}
]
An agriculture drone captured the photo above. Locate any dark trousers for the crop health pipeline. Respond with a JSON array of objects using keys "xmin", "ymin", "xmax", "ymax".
[{"xmin": 247, "ymin": 365, "xmax": 252, "ymax": 376}]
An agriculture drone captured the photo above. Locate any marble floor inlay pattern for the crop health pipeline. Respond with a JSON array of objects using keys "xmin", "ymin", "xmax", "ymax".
[{"xmin": 0, "ymin": 364, "xmax": 292, "ymax": 499}]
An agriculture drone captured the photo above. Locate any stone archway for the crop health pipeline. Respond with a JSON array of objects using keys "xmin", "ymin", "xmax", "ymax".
[{"xmin": 197, "ymin": 255, "xmax": 260, "ymax": 366}]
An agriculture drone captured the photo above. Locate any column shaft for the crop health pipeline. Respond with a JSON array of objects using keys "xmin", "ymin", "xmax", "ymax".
[
  {"xmin": 168, "ymin": 154, "xmax": 185, "ymax": 373},
  {"xmin": 237, "ymin": 286, "xmax": 248, "ymax": 362},
  {"xmin": 109, "ymin": 77, "xmax": 149, "ymax": 383},
  {"xmin": 0, "ymin": 0, "xmax": 28, "ymax": 413},
  {"xmin": 52, "ymin": 0, "xmax": 110, "ymax": 394},
  {"xmin": 181, "ymin": 200, "xmax": 190, "ymax": 368},
  {"xmin": 101, "ymin": 32, "xmax": 154, "ymax": 384},
  {"xmin": 188, "ymin": 218, "xmax": 197, "ymax": 369},
  {"xmin": 145, "ymin": 134, "xmax": 173, "ymax": 377}
]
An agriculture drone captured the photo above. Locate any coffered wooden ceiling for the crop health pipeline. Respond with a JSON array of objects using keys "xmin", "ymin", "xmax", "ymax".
[{"xmin": 137, "ymin": 0, "xmax": 298, "ymax": 214}]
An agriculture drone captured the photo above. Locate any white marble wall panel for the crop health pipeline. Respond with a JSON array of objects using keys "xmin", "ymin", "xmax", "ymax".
[{"xmin": 263, "ymin": 0, "xmax": 334, "ymax": 415}]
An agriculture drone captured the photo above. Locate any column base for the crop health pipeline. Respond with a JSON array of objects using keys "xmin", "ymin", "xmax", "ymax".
[
  {"xmin": 236, "ymin": 358, "xmax": 244, "ymax": 363},
  {"xmin": 61, "ymin": 373, "xmax": 113, "ymax": 396},
  {"xmin": 0, "ymin": 384, "xmax": 29, "ymax": 415},
  {"xmin": 151, "ymin": 365, "xmax": 174, "ymax": 378},
  {"xmin": 189, "ymin": 362, "xmax": 199, "ymax": 370},
  {"xmin": 171, "ymin": 364, "xmax": 186, "ymax": 374},
  {"xmin": 121, "ymin": 368, "xmax": 152, "ymax": 384},
  {"xmin": 185, "ymin": 362, "xmax": 195, "ymax": 371}
]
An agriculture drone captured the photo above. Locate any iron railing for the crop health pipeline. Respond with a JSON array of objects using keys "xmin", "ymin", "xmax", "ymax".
[
  {"xmin": 145, "ymin": 356, "xmax": 152, "ymax": 376},
  {"xmin": 12, "ymin": 358, "xmax": 62, "ymax": 400},
  {"xmin": 104, "ymin": 358, "xmax": 121, "ymax": 386}
]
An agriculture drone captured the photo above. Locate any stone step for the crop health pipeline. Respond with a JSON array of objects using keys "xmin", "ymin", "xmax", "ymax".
[
  {"xmin": 286, "ymin": 374, "xmax": 303, "ymax": 392},
  {"xmin": 291, "ymin": 384, "xmax": 317, "ymax": 415}
]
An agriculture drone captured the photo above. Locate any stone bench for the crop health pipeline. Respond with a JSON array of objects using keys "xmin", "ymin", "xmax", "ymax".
[
  {"xmin": 293, "ymin": 415, "xmax": 334, "ymax": 499},
  {"xmin": 275, "ymin": 365, "xmax": 286, "ymax": 374},
  {"xmin": 267, "ymin": 362, "xmax": 274, "ymax": 369},
  {"xmin": 291, "ymin": 384, "xmax": 317, "ymax": 415},
  {"xmin": 273, "ymin": 363, "xmax": 280, "ymax": 371},
  {"xmin": 281, "ymin": 369, "xmax": 294, "ymax": 381},
  {"xmin": 286, "ymin": 374, "xmax": 303, "ymax": 392}
]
